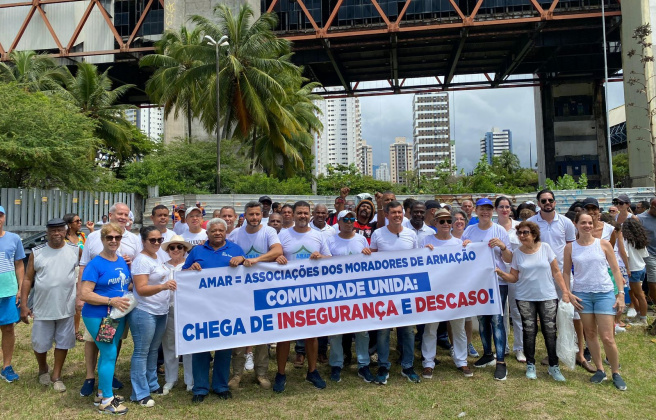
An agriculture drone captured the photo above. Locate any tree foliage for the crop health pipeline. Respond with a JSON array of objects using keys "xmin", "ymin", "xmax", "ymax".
[
  {"xmin": 317, "ymin": 164, "xmax": 395, "ymax": 196},
  {"xmin": 612, "ymin": 153, "xmax": 630, "ymax": 187},
  {"xmin": 0, "ymin": 83, "xmax": 103, "ymax": 189}
]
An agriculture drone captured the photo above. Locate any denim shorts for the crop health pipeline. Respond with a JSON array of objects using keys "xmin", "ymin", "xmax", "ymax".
[
  {"xmin": 629, "ymin": 268, "xmax": 647, "ymax": 283},
  {"xmin": 574, "ymin": 290, "xmax": 617, "ymax": 316}
]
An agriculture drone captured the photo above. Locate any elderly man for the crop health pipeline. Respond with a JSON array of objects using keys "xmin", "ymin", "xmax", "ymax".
[
  {"xmin": 183, "ymin": 218, "xmax": 245, "ymax": 403},
  {"xmin": 182, "ymin": 206, "xmax": 208, "ymax": 247},
  {"xmin": 0, "ymin": 205, "xmax": 26, "ymax": 383},
  {"xmin": 78, "ymin": 202, "xmax": 142, "ymax": 397},
  {"xmin": 20, "ymin": 218, "xmax": 79, "ymax": 392},
  {"xmin": 310, "ymin": 204, "xmax": 337, "ymax": 237},
  {"xmin": 268, "ymin": 213, "xmax": 283, "ymax": 234}
]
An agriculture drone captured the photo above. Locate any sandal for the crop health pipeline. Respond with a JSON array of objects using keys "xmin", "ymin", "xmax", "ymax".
[{"xmin": 76, "ymin": 332, "xmax": 84, "ymax": 342}]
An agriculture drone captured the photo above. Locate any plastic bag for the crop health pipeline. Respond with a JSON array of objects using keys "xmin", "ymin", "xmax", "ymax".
[
  {"xmin": 109, "ymin": 292, "xmax": 137, "ymax": 319},
  {"xmin": 556, "ymin": 300, "xmax": 577, "ymax": 370}
]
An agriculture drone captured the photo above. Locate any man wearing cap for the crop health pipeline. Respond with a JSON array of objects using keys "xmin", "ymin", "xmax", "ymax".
[
  {"xmin": 424, "ymin": 200, "xmax": 441, "ymax": 232},
  {"xmin": 19, "ymin": 218, "xmax": 79, "ymax": 391},
  {"xmin": 353, "ymin": 199, "xmax": 377, "ymax": 244},
  {"xmin": 614, "ymin": 194, "xmax": 637, "ymax": 225},
  {"xmin": 310, "ymin": 204, "xmax": 337, "ymax": 237},
  {"xmin": 173, "ymin": 205, "xmax": 188, "ymax": 235},
  {"xmin": 273, "ymin": 200, "xmax": 331, "ymax": 393},
  {"xmin": 463, "ymin": 198, "xmax": 512, "ymax": 381},
  {"xmin": 370, "ymin": 200, "xmax": 421, "ymax": 384},
  {"xmin": 0, "ymin": 205, "xmax": 25, "ymax": 383},
  {"xmin": 77, "ymin": 202, "xmax": 142, "ymax": 396},
  {"xmin": 182, "ymin": 206, "xmax": 208, "ymax": 247},
  {"xmin": 325, "ymin": 210, "xmax": 374, "ymax": 383},
  {"xmin": 637, "ymin": 197, "xmax": 656, "ymax": 314},
  {"xmin": 226, "ymin": 201, "xmax": 282, "ymax": 390},
  {"xmin": 151, "ymin": 205, "xmax": 176, "ymax": 261},
  {"xmin": 420, "ymin": 209, "xmax": 473, "ymax": 379},
  {"xmin": 259, "ymin": 196, "xmax": 272, "ymax": 225},
  {"xmin": 402, "ymin": 202, "xmax": 433, "ymax": 243}
]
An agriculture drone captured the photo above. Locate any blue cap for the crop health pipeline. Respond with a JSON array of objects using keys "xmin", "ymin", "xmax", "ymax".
[
  {"xmin": 0, "ymin": 205, "xmax": 5, "ymax": 214},
  {"xmin": 475, "ymin": 198, "xmax": 494, "ymax": 207}
]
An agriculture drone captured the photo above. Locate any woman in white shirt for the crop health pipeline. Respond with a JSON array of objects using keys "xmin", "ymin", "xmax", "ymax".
[
  {"xmin": 159, "ymin": 235, "xmax": 193, "ymax": 393},
  {"xmin": 496, "ymin": 221, "xmax": 569, "ymax": 382},
  {"xmin": 129, "ymin": 226, "xmax": 177, "ymax": 407},
  {"xmin": 622, "ymin": 218, "xmax": 650, "ymax": 326},
  {"xmin": 563, "ymin": 211, "xmax": 627, "ymax": 391}
]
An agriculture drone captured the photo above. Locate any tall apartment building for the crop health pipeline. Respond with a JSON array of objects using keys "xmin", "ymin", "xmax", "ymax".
[
  {"xmin": 375, "ymin": 163, "xmax": 391, "ymax": 182},
  {"xmin": 138, "ymin": 107, "xmax": 165, "ymax": 141},
  {"xmin": 481, "ymin": 127, "xmax": 513, "ymax": 164},
  {"xmin": 314, "ymin": 95, "xmax": 362, "ymax": 176},
  {"xmin": 412, "ymin": 92, "xmax": 451, "ymax": 178},
  {"xmin": 389, "ymin": 137, "xmax": 413, "ymax": 184},
  {"xmin": 356, "ymin": 139, "xmax": 373, "ymax": 176}
]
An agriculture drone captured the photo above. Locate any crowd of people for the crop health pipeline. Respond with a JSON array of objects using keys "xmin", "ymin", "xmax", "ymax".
[{"xmin": 0, "ymin": 188, "xmax": 654, "ymax": 414}]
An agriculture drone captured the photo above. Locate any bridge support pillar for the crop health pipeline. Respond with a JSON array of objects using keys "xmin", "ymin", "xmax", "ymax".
[
  {"xmin": 621, "ymin": 0, "xmax": 656, "ymax": 187},
  {"xmin": 534, "ymin": 80, "xmax": 610, "ymax": 188}
]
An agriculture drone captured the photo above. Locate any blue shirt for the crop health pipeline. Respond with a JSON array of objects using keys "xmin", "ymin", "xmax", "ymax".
[
  {"xmin": 468, "ymin": 216, "xmax": 480, "ymax": 226},
  {"xmin": 182, "ymin": 240, "xmax": 245, "ymax": 270},
  {"xmin": 81, "ymin": 256, "xmax": 132, "ymax": 318},
  {"xmin": 0, "ymin": 232, "xmax": 26, "ymax": 298}
]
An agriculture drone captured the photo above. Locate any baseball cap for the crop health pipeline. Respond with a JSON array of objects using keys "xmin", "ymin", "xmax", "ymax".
[
  {"xmin": 46, "ymin": 218, "xmax": 67, "ymax": 228},
  {"xmin": 0, "ymin": 205, "xmax": 5, "ymax": 215},
  {"xmin": 259, "ymin": 196, "xmax": 272, "ymax": 204},
  {"xmin": 425, "ymin": 200, "xmax": 441, "ymax": 210},
  {"xmin": 617, "ymin": 194, "xmax": 631, "ymax": 204},
  {"xmin": 476, "ymin": 198, "xmax": 494, "ymax": 207},
  {"xmin": 337, "ymin": 210, "xmax": 356, "ymax": 220},
  {"xmin": 581, "ymin": 197, "xmax": 599, "ymax": 209},
  {"xmin": 185, "ymin": 206, "xmax": 202, "ymax": 217},
  {"xmin": 434, "ymin": 208, "xmax": 451, "ymax": 218}
]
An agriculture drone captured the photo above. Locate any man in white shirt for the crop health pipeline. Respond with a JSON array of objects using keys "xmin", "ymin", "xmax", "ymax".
[
  {"xmin": 374, "ymin": 191, "xmax": 410, "ymax": 228},
  {"xmin": 403, "ymin": 202, "xmax": 433, "ymax": 244},
  {"xmin": 273, "ymin": 201, "xmax": 331, "ymax": 393},
  {"xmin": 151, "ymin": 205, "xmax": 176, "ymax": 261},
  {"xmin": 77, "ymin": 202, "xmax": 142, "ymax": 397},
  {"xmin": 259, "ymin": 196, "xmax": 272, "ymax": 225},
  {"xmin": 309, "ymin": 204, "xmax": 337, "ymax": 237},
  {"xmin": 370, "ymin": 200, "xmax": 420, "ymax": 385},
  {"xmin": 182, "ymin": 207, "xmax": 208, "ymax": 247},
  {"xmin": 227, "ymin": 202, "xmax": 282, "ymax": 390},
  {"xmin": 172, "ymin": 205, "xmax": 188, "ymax": 235}
]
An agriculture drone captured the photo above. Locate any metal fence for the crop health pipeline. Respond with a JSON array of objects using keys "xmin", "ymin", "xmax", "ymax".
[{"xmin": 1, "ymin": 188, "xmax": 141, "ymax": 233}]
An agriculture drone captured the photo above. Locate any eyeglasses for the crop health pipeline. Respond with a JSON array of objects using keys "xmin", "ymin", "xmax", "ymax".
[
  {"xmin": 148, "ymin": 237, "xmax": 164, "ymax": 244},
  {"xmin": 438, "ymin": 219, "xmax": 452, "ymax": 225},
  {"xmin": 540, "ymin": 198, "xmax": 555, "ymax": 204},
  {"xmin": 104, "ymin": 235, "xmax": 122, "ymax": 242},
  {"xmin": 72, "ymin": 219, "xmax": 82, "ymax": 223},
  {"xmin": 517, "ymin": 230, "xmax": 531, "ymax": 236},
  {"xmin": 341, "ymin": 217, "xmax": 356, "ymax": 223},
  {"xmin": 169, "ymin": 244, "xmax": 185, "ymax": 251}
]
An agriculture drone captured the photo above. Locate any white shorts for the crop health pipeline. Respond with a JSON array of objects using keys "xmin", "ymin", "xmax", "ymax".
[{"xmin": 32, "ymin": 317, "xmax": 76, "ymax": 353}]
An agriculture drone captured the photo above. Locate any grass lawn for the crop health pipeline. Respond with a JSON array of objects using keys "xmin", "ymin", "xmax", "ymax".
[{"xmin": 1, "ymin": 321, "xmax": 655, "ymax": 420}]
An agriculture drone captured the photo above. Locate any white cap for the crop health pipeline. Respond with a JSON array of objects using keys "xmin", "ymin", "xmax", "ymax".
[
  {"xmin": 185, "ymin": 207, "xmax": 201, "ymax": 217},
  {"xmin": 128, "ymin": 211, "xmax": 134, "ymax": 220},
  {"xmin": 337, "ymin": 210, "xmax": 356, "ymax": 220}
]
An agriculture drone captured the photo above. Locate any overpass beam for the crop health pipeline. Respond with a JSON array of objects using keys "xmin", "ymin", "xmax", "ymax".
[
  {"xmin": 322, "ymin": 39, "xmax": 351, "ymax": 94},
  {"xmin": 444, "ymin": 28, "xmax": 468, "ymax": 88},
  {"xmin": 390, "ymin": 34, "xmax": 399, "ymax": 93},
  {"xmin": 494, "ymin": 22, "xmax": 544, "ymax": 87}
]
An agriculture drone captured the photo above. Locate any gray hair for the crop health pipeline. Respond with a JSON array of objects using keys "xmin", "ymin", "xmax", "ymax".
[
  {"xmin": 452, "ymin": 209, "xmax": 468, "ymax": 223},
  {"xmin": 109, "ymin": 202, "xmax": 128, "ymax": 214},
  {"xmin": 206, "ymin": 217, "xmax": 227, "ymax": 231}
]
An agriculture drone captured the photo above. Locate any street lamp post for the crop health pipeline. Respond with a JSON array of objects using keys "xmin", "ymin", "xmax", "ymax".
[{"xmin": 205, "ymin": 35, "xmax": 229, "ymax": 194}]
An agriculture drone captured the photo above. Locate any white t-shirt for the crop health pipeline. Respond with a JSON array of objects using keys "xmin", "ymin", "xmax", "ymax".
[
  {"xmin": 370, "ymin": 227, "xmax": 418, "ymax": 252},
  {"xmin": 462, "ymin": 223, "xmax": 511, "ymax": 281},
  {"xmin": 228, "ymin": 225, "xmax": 280, "ymax": 258},
  {"xmin": 510, "ymin": 243, "xmax": 558, "ymax": 301},
  {"xmin": 173, "ymin": 222, "xmax": 189, "ymax": 235},
  {"xmin": 624, "ymin": 240, "xmax": 649, "ymax": 272},
  {"xmin": 501, "ymin": 219, "xmax": 521, "ymax": 272},
  {"xmin": 385, "ymin": 216, "xmax": 410, "ymax": 226},
  {"xmin": 421, "ymin": 235, "xmax": 463, "ymax": 248},
  {"xmin": 183, "ymin": 229, "xmax": 208, "ymax": 247},
  {"xmin": 164, "ymin": 261, "xmax": 184, "ymax": 306},
  {"xmin": 131, "ymin": 253, "xmax": 170, "ymax": 315},
  {"xmin": 403, "ymin": 220, "xmax": 434, "ymax": 245},
  {"xmin": 327, "ymin": 234, "xmax": 369, "ymax": 256},
  {"xmin": 156, "ymin": 229, "xmax": 176, "ymax": 261},
  {"xmin": 310, "ymin": 221, "xmax": 337, "ymax": 237},
  {"xmin": 80, "ymin": 229, "xmax": 143, "ymax": 266},
  {"xmin": 261, "ymin": 217, "xmax": 269, "ymax": 226},
  {"xmin": 528, "ymin": 212, "xmax": 576, "ymax": 270},
  {"xmin": 278, "ymin": 228, "xmax": 332, "ymax": 260}
]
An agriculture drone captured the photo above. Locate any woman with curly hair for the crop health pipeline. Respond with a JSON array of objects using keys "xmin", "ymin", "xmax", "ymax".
[{"xmin": 622, "ymin": 218, "xmax": 650, "ymax": 326}]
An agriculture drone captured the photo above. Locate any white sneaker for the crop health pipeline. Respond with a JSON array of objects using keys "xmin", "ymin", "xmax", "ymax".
[
  {"xmin": 515, "ymin": 350, "xmax": 527, "ymax": 363},
  {"xmin": 245, "ymin": 352, "xmax": 255, "ymax": 371},
  {"xmin": 162, "ymin": 382, "xmax": 175, "ymax": 395},
  {"xmin": 614, "ymin": 323, "xmax": 626, "ymax": 334},
  {"xmin": 186, "ymin": 384, "xmax": 193, "ymax": 392},
  {"xmin": 449, "ymin": 346, "xmax": 455, "ymax": 360},
  {"xmin": 627, "ymin": 307, "xmax": 637, "ymax": 318}
]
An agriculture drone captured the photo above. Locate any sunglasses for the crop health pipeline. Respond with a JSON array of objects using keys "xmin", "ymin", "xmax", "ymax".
[
  {"xmin": 72, "ymin": 219, "xmax": 82, "ymax": 223},
  {"xmin": 540, "ymin": 198, "xmax": 555, "ymax": 204},
  {"xmin": 104, "ymin": 235, "xmax": 122, "ymax": 242},
  {"xmin": 169, "ymin": 244, "xmax": 186, "ymax": 251},
  {"xmin": 517, "ymin": 230, "xmax": 531, "ymax": 236},
  {"xmin": 438, "ymin": 219, "xmax": 452, "ymax": 225},
  {"xmin": 341, "ymin": 217, "xmax": 356, "ymax": 223},
  {"xmin": 617, "ymin": 201, "xmax": 627, "ymax": 206},
  {"xmin": 148, "ymin": 237, "xmax": 164, "ymax": 244}
]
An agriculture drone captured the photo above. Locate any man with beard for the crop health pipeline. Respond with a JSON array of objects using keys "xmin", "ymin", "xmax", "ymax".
[{"xmin": 353, "ymin": 199, "xmax": 377, "ymax": 244}]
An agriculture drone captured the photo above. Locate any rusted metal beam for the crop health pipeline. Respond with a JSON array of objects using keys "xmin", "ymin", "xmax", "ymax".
[
  {"xmin": 468, "ymin": 0, "xmax": 484, "ymax": 23},
  {"xmin": 36, "ymin": 5, "xmax": 64, "ymax": 51},
  {"xmin": 448, "ymin": 0, "xmax": 466, "ymax": 22},
  {"xmin": 548, "ymin": 0, "xmax": 560, "ymax": 13},
  {"xmin": 322, "ymin": 38, "xmax": 350, "ymax": 93},
  {"xmin": 369, "ymin": 0, "xmax": 391, "ymax": 27},
  {"xmin": 529, "ymin": 0, "xmax": 545, "ymax": 16},
  {"xmin": 266, "ymin": 0, "xmax": 279, "ymax": 13},
  {"xmin": 66, "ymin": 0, "xmax": 95, "ymax": 52},
  {"xmin": 127, "ymin": 0, "xmax": 154, "ymax": 48},
  {"xmin": 444, "ymin": 28, "xmax": 468, "ymax": 87},
  {"xmin": 9, "ymin": 5, "xmax": 36, "ymax": 52},
  {"xmin": 322, "ymin": 0, "xmax": 344, "ymax": 34},
  {"xmin": 93, "ymin": 0, "xmax": 125, "ymax": 49},
  {"xmin": 295, "ymin": 0, "xmax": 320, "ymax": 32},
  {"xmin": 395, "ymin": 0, "xmax": 412, "ymax": 26},
  {"xmin": 493, "ymin": 22, "xmax": 545, "ymax": 87}
]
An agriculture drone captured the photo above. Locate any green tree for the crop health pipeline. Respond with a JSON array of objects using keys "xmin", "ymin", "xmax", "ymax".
[
  {"xmin": 317, "ymin": 164, "xmax": 395, "ymax": 196},
  {"xmin": 51, "ymin": 62, "xmax": 154, "ymax": 169},
  {"xmin": 612, "ymin": 153, "xmax": 630, "ymax": 187},
  {"xmin": 0, "ymin": 50, "xmax": 62, "ymax": 92},
  {"xmin": 0, "ymin": 83, "xmax": 102, "ymax": 189}
]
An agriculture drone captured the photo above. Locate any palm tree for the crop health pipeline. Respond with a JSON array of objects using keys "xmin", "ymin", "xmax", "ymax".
[
  {"xmin": 51, "ymin": 62, "xmax": 151, "ymax": 167},
  {"xmin": 0, "ymin": 50, "xmax": 63, "ymax": 92},
  {"xmin": 139, "ymin": 25, "xmax": 205, "ymax": 140}
]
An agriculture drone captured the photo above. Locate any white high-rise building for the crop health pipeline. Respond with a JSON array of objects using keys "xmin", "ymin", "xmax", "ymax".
[
  {"xmin": 314, "ymin": 95, "xmax": 362, "ymax": 176},
  {"xmin": 481, "ymin": 127, "xmax": 513, "ymax": 164},
  {"xmin": 375, "ymin": 163, "xmax": 391, "ymax": 182},
  {"xmin": 138, "ymin": 107, "xmax": 165, "ymax": 141},
  {"xmin": 412, "ymin": 92, "xmax": 451, "ymax": 178},
  {"xmin": 357, "ymin": 139, "xmax": 373, "ymax": 176},
  {"xmin": 390, "ymin": 137, "xmax": 413, "ymax": 184}
]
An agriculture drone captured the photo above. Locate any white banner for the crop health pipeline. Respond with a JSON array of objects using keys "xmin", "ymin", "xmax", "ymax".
[{"xmin": 174, "ymin": 243, "xmax": 500, "ymax": 356}]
